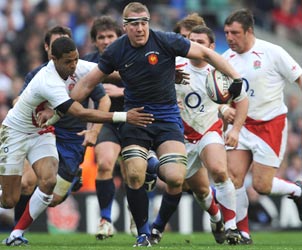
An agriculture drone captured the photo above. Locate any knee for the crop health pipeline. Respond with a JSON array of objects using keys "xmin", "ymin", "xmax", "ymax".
[
  {"xmin": 211, "ymin": 168, "xmax": 228, "ymax": 183},
  {"xmin": 165, "ymin": 171, "xmax": 185, "ymax": 188},
  {"xmin": 127, "ymin": 171, "xmax": 144, "ymax": 188},
  {"xmin": 1, "ymin": 196, "xmax": 18, "ymax": 209},
  {"xmin": 39, "ymin": 176, "xmax": 57, "ymax": 193},
  {"xmin": 97, "ymin": 158, "xmax": 115, "ymax": 175}
]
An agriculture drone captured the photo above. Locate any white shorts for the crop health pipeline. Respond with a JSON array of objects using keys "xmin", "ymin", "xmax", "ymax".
[
  {"xmin": 225, "ymin": 117, "xmax": 287, "ymax": 167},
  {"xmin": 0, "ymin": 125, "xmax": 58, "ymax": 176},
  {"xmin": 185, "ymin": 131, "xmax": 224, "ymax": 179}
]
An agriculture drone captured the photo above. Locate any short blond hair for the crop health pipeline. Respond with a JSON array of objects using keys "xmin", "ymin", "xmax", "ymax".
[{"xmin": 123, "ymin": 2, "xmax": 150, "ymax": 18}]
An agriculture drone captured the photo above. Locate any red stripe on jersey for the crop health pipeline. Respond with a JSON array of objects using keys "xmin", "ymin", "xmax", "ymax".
[
  {"xmin": 245, "ymin": 114, "xmax": 286, "ymax": 156},
  {"xmin": 175, "ymin": 62, "xmax": 188, "ymax": 69},
  {"xmin": 183, "ymin": 119, "xmax": 223, "ymax": 143}
]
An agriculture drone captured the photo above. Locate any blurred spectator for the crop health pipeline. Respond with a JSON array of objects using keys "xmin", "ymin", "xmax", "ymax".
[
  {"xmin": 272, "ymin": 0, "xmax": 302, "ymax": 45},
  {"xmin": 286, "ymin": 153, "xmax": 302, "ymax": 181},
  {"xmin": 287, "ymin": 93, "xmax": 302, "ymax": 122},
  {"xmin": 243, "ymin": 0, "xmax": 275, "ymax": 30}
]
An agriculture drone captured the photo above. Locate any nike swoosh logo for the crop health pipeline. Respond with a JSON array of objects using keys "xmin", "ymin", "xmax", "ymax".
[{"xmin": 125, "ymin": 62, "xmax": 134, "ymax": 68}]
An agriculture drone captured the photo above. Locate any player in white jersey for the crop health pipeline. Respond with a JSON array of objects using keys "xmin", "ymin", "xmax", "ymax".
[
  {"xmin": 149, "ymin": 25, "xmax": 248, "ymax": 245},
  {"xmin": 221, "ymin": 9, "xmax": 302, "ymax": 244},
  {"xmin": 0, "ymin": 36, "xmax": 153, "ymax": 246},
  {"xmin": 176, "ymin": 25, "xmax": 248, "ymax": 245}
]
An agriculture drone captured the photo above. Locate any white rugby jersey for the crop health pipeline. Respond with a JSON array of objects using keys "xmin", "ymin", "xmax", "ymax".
[
  {"xmin": 223, "ymin": 38, "xmax": 302, "ymax": 121},
  {"xmin": 3, "ymin": 59, "xmax": 96, "ymax": 133},
  {"xmin": 175, "ymin": 62, "xmax": 219, "ymax": 139}
]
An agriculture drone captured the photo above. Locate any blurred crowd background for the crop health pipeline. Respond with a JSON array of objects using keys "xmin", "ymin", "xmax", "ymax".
[{"xmin": 0, "ymin": 0, "xmax": 302, "ymax": 230}]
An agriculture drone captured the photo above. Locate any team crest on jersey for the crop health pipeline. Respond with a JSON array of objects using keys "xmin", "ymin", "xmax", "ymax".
[
  {"xmin": 148, "ymin": 53, "xmax": 158, "ymax": 65},
  {"xmin": 253, "ymin": 60, "xmax": 261, "ymax": 69}
]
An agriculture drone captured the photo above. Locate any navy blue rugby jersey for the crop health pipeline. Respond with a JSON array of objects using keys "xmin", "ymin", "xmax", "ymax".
[
  {"xmin": 83, "ymin": 51, "xmax": 124, "ymax": 113},
  {"xmin": 98, "ymin": 29, "xmax": 190, "ymax": 122}
]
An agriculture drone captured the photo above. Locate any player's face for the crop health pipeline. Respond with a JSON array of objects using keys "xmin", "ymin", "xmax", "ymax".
[
  {"xmin": 54, "ymin": 50, "xmax": 79, "ymax": 80},
  {"xmin": 123, "ymin": 12, "xmax": 150, "ymax": 47},
  {"xmin": 189, "ymin": 33, "xmax": 213, "ymax": 49},
  {"xmin": 95, "ymin": 30, "xmax": 119, "ymax": 53},
  {"xmin": 45, "ymin": 34, "xmax": 70, "ymax": 60},
  {"xmin": 189, "ymin": 32, "xmax": 214, "ymax": 65},
  {"xmin": 224, "ymin": 21, "xmax": 250, "ymax": 54}
]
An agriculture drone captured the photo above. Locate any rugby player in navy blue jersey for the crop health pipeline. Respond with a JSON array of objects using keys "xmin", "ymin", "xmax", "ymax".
[
  {"xmin": 83, "ymin": 16, "xmax": 159, "ymax": 239},
  {"xmin": 83, "ymin": 16, "xmax": 126, "ymax": 239},
  {"xmin": 70, "ymin": 2, "xmax": 243, "ymax": 247}
]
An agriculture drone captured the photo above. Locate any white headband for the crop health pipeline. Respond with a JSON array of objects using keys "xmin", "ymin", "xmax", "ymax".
[{"xmin": 123, "ymin": 16, "xmax": 150, "ymax": 24}]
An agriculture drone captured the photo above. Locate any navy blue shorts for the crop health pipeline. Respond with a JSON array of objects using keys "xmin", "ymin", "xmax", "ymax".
[
  {"xmin": 120, "ymin": 121, "xmax": 184, "ymax": 150},
  {"xmin": 96, "ymin": 123, "xmax": 121, "ymax": 145},
  {"xmin": 56, "ymin": 141, "xmax": 85, "ymax": 182}
]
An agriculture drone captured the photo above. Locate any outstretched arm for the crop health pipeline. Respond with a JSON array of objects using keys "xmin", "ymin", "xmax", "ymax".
[{"xmin": 66, "ymin": 101, "xmax": 153, "ymax": 126}]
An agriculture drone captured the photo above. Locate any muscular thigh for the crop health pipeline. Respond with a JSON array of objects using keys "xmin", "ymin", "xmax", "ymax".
[
  {"xmin": 0, "ymin": 126, "xmax": 28, "ymax": 176},
  {"xmin": 251, "ymin": 162, "xmax": 276, "ymax": 193}
]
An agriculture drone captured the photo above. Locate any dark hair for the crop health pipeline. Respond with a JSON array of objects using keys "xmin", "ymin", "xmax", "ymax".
[
  {"xmin": 51, "ymin": 37, "xmax": 76, "ymax": 59},
  {"xmin": 224, "ymin": 9, "xmax": 254, "ymax": 32},
  {"xmin": 174, "ymin": 13, "xmax": 206, "ymax": 33},
  {"xmin": 90, "ymin": 16, "xmax": 123, "ymax": 41},
  {"xmin": 190, "ymin": 25, "xmax": 215, "ymax": 44},
  {"xmin": 44, "ymin": 26, "xmax": 72, "ymax": 46}
]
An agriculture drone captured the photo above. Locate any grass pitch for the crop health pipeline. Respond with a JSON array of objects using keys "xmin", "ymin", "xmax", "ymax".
[{"xmin": 0, "ymin": 231, "xmax": 301, "ymax": 250}]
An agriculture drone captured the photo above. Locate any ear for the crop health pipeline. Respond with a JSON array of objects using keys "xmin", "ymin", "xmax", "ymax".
[
  {"xmin": 123, "ymin": 24, "xmax": 127, "ymax": 32},
  {"xmin": 210, "ymin": 43, "xmax": 215, "ymax": 50},
  {"xmin": 44, "ymin": 43, "xmax": 49, "ymax": 52}
]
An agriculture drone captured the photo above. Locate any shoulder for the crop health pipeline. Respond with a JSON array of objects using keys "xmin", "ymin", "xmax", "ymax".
[
  {"xmin": 256, "ymin": 39, "xmax": 284, "ymax": 53},
  {"xmin": 151, "ymin": 29, "xmax": 183, "ymax": 41}
]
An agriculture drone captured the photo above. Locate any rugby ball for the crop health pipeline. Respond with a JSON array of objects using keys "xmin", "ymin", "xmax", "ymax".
[{"xmin": 205, "ymin": 69, "xmax": 233, "ymax": 104}]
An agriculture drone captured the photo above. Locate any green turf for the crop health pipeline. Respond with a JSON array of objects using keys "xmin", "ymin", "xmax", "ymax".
[{"xmin": 0, "ymin": 231, "xmax": 301, "ymax": 249}]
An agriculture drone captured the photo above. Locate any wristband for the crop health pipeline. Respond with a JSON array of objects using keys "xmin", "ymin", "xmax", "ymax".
[
  {"xmin": 220, "ymin": 105, "xmax": 229, "ymax": 115},
  {"xmin": 112, "ymin": 112, "xmax": 127, "ymax": 123},
  {"xmin": 45, "ymin": 111, "xmax": 62, "ymax": 126}
]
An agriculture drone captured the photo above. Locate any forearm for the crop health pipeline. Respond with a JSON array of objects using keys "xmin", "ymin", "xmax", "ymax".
[
  {"xmin": 70, "ymin": 66, "xmax": 106, "ymax": 102},
  {"xmin": 90, "ymin": 95, "xmax": 111, "ymax": 134},
  {"xmin": 205, "ymin": 49, "xmax": 241, "ymax": 80},
  {"xmin": 232, "ymin": 97, "xmax": 248, "ymax": 131}
]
